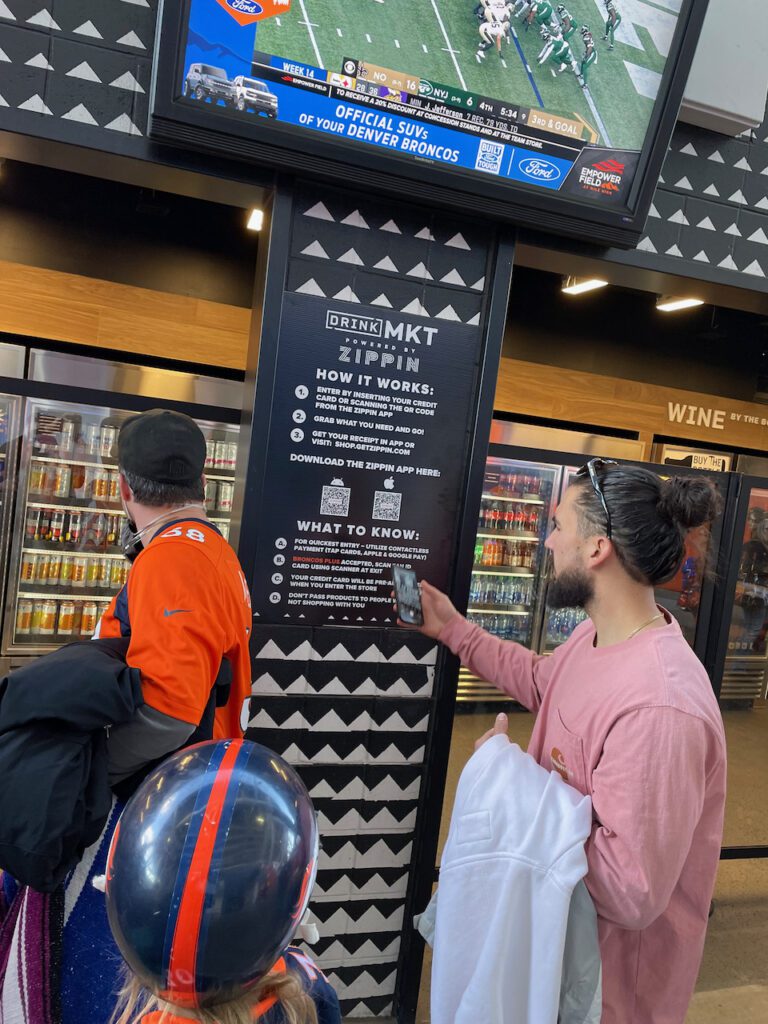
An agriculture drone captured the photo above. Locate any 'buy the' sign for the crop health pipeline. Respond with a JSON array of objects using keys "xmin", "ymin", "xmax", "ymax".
[{"xmin": 213, "ymin": 0, "xmax": 291, "ymax": 27}]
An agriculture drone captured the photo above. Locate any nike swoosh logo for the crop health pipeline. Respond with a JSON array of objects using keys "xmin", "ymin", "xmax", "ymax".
[{"xmin": 164, "ymin": 608, "xmax": 192, "ymax": 617}]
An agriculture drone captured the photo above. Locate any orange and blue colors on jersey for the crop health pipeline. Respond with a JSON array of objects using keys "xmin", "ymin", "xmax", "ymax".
[{"xmin": 96, "ymin": 519, "xmax": 251, "ymax": 739}]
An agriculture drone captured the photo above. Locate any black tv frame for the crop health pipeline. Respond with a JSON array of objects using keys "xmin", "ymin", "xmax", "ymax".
[{"xmin": 151, "ymin": 0, "xmax": 709, "ymax": 249}]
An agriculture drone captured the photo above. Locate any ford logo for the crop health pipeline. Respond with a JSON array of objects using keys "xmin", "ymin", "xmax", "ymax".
[
  {"xmin": 519, "ymin": 157, "xmax": 561, "ymax": 182},
  {"xmin": 226, "ymin": 0, "xmax": 263, "ymax": 14}
]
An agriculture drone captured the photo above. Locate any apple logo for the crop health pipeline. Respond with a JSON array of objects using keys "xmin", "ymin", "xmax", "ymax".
[{"xmin": 384, "ymin": 477, "xmax": 395, "ymax": 490}]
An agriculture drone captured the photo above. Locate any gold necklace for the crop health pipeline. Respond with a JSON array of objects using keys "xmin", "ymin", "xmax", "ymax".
[{"xmin": 626, "ymin": 612, "xmax": 664, "ymax": 640}]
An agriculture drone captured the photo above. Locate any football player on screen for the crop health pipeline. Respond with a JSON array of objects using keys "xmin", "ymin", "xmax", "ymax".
[
  {"xmin": 556, "ymin": 4, "xmax": 578, "ymax": 40},
  {"xmin": 603, "ymin": 0, "xmax": 621, "ymax": 49},
  {"xmin": 578, "ymin": 25, "xmax": 597, "ymax": 87},
  {"xmin": 537, "ymin": 27, "xmax": 574, "ymax": 76},
  {"xmin": 526, "ymin": 0, "xmax": 555, "ymax": 31},
  {"xmin": 476, "ymin": 16, "xmax": 508, "ymax": 60}
]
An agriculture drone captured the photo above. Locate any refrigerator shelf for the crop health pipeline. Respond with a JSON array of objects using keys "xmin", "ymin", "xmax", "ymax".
[
  {"xmin": 18, "ymin": 590, "xmax": 119, "ymax": 600},
  {"xmin": 31, "ymin": 455, "xmax": 118, "ymax": 467},
  {"xmin": 476, "ymin": 531, "xmax": 539, "ymax": 542},
  {"xmin": 472, "ymin": 567, "xmax": 535, "ymax": 576},
  {"xmin": 481, "ymin": 493, "xmax": 544, "ymax": 505},
  {"xmin": 27, "ymin": 501, "xmax": 125, "ymax": 514},
  {"xmin": 467, "ymin": 608, "xmax": 529, "ymax": 616},
  {"xmin": 22, "ymin": 546, "xmax": 125, "ymax": 559}
]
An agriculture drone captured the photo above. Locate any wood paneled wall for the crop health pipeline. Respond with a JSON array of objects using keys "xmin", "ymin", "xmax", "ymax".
[
  {"xmin": 495, "ymin": 356, "xmax": 768, "ymax": 451},
  {"xmin": 0, "ymin": 260, "xmax": 251, "ymax": 370}
]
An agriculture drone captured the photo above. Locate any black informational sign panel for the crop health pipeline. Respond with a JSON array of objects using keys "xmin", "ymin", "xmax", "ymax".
[{"xmin": 251, "ymin": 291, "xmax": 484, "ymax": 624}]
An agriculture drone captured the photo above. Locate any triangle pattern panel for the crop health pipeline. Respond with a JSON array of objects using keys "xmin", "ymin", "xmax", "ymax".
[
  {"xmin": 314, "ymin": 798, "xmax": 418, "ymax": 834},
  {"xmin": 311, "ymin": 867, "xmax": 410, "ymax": 903},
  {"xmin": 250, "ymin": 730, "xmax": 426, "ymax": 767},
  {"xmin": 251, "ymin": 662, "xmax": 434, "ymax": 698},
  {"xmin": 297, "ymin": 763, "xmax": 423, "ymax": 803},
  {"xmin": 306, "ymin": 926, "xmax": 401, "ymax": 959},
  {"xmin": 251, "ymin": 624, "xmax": 438, "ymax": 664},
  {"xmin": 310, "ymin": 898, "xmax": 405, "ymax": 935},
  {"xmin": 290, "ymin": 215, "xmax": 486, "ymax": 298},
  {"xmin": 318, "ymin": 833, "xmax": 413, "ymax": 870},
  {"xmin": 339, "ymin": 995, "xmax": 394, "ymax": 1018},
  {"xmin": 246, "ymin": 695, "xmax": 431, "ymax": 734}
]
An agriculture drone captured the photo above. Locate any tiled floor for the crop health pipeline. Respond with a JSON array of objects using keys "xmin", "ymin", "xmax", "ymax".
[{"xmin": 412, "ymin": 705, "xmax": 768, "ymax": 1023}]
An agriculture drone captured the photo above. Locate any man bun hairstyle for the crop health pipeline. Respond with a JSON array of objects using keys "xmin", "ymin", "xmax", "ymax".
[
  {"xmin": 656, "ymin": 476, "xmax": 722, "ymax": 530},
  {"xmin": 574, "ymin": 465, "xmax": 722, "ymax": 586}
]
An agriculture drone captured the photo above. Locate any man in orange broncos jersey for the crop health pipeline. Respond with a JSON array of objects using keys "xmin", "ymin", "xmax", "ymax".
[{"xmin": 96, "ymin": 409, "xmax": 252, "ymax": 793}]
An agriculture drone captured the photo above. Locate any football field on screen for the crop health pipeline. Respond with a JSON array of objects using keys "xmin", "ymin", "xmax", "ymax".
[{"xmin": 255, "ymin": 0, "xmax": 678, "ymax": 151}]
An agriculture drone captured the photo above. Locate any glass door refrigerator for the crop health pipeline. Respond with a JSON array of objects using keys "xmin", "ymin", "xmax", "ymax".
[
  {"xmin": 0, "ymin": 393, "xmax": 22, "ymax": 624},
  {"xmin": 2, "ymin": 395, "xmax": 240, "ymax": 659},
  {"xmin": 708, "ymin": 478, "xmax": 768, "ymax": 703},
  {"xmin": 458, "ymin": 452, "xmax": 561, "ymax": 701},
  {"xmin": 459, "ymin": 444, "xmax": 733, "ymax": 702}
]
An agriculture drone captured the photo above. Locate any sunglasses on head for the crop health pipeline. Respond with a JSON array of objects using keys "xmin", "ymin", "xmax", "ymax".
[{"xmin": 576, "ymin": 458, "xmax": 618, "ymax": 539}]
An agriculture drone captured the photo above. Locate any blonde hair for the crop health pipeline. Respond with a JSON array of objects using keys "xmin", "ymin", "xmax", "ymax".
[{"xmin": 111, "ymin": 965, "xmax": 318, "ymax": 1024}]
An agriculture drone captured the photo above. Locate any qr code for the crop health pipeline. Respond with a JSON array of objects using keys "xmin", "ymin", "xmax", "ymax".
[
  {"xmin": 320, "ymin": 484, "xmax": 351, "ymax": 517},
  {"xmin": 475, "ymin": 140, "xmax": 505, "ymax": 175},
  {"xmin": 373, "ymin": 490, "xmax": 402, "ymax": 522}
]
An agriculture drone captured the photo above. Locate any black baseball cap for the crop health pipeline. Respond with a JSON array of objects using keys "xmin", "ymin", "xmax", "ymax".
[{"xmin": 117, "ymin": 409, "xmax": 206, "ymax": 485}]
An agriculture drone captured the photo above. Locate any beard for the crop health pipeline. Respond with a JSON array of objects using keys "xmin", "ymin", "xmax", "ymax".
[{"xmin": 547, "ymin": 567, "xmax": 594, "ymax": 610}]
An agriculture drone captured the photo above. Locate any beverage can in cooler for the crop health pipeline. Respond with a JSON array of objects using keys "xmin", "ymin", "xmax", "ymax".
[
  {"xmin": 205, "ymin": 440, "xmax": 216, "ymax": 469},
  {"xmin": 29, "ymin": 461, "xmax": 46, "ymax": 495},
  {"xmin": 86, "ymin": 557, "xmax": 101, "ymax": 587},
  {"xmin": 110, "ymin": 560, "xmax": 124, "ymax": 587},
  {"xmin": 57, "ymin": 601, "xmax": 76, "ymax": 635},
  {"xmin": 72, "ymin": 556, "xmax": 88, "ymax": 586},
  {"xmin": 36, "ymin": 508, "xmax": 52, "ymax": 542},
  {"xmin": 205, "ymin": 479, "xmax": 218, "ymax": 509},
  {"xmin": 25, "ymin": 508, "xmax": 39, "ymax": 542},
  {"xmin": 108, "ymin": 470, "xmax": 120, "ymax": 503},
  {"xmin": 81, "ymin": 602, "xmax": 99, "ymax": 635},
  {"xmin": 67, "ymin": 511, "xmax": 82, "ymax": 544},
  {"xmin": 30, "ymin": 602, "xmax": 43, "ymax": 633},
  {"xmin": 36, "ymin": 553, "xmax": 51, "ymax": 585},
  {"xmin": 219, "ymin": 522, "xmax": 229, "ymax": 541},
  {"xmin": 60, "ymin": 555, "xmax": 74, "ymax": 587},
  {"xmin": 53, "ymin": 464, "xmax": 71, "ymax": 499},
  {"xmin": 15, "ymin": 600, "xmax": 33, "ymax": 635},
  {"xmin": 39, "ymin": 600, "xmax": 57, "ymax": 635},
  {"xmin": 226, "ymin": 442, "xmax": 238, "ymax": 471},
  {"xmin": 50, "ymin": 510, "xmax": 66, "ymax": 543},
  {"xmin": 100, "ymin": 424, "xmax": 117, "ymax": 460},
  {"xmin": 214, "ymin": 441, "xmax": 227, "ymax": 470},
  {"xmin": 83, "ymin": 466, "xmax": 98, "ymax": 500},
  {"xmin": 106, "ymin": 514, "xmax": 118, "ymax": 547},
  {"xmin": 85, "ymin": 423, "xmax": 100, "ymax": 457},
  {"xmin": 60, "ymin": 418, "xmax": 76, "ymax": 455},
  {"xmin": 20, "ymin": 551, "xmax": 37, "ymax": 582},
  {"xmin": 71, "ymin": 463, "xmax": 87, "ymax": 499},
  {"xmin": 218, "ymin": 481, "xmax": 234, "ymax": 513},
  {"xmin": 93, "ymin": 469, "xmax": 109, "ymax": 501},
  {"xmin": 47, "ymin": 553, "xmax": 62, "ymax": 585},
  {"xmin": 98, "ymin": 558, "xmax": 111, "ymax": 588}
]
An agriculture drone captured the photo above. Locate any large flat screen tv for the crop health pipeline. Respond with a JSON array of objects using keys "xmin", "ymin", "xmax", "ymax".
[{"xmin": 151, "ymin": 0, "xmax": 708, "ymax": 248}]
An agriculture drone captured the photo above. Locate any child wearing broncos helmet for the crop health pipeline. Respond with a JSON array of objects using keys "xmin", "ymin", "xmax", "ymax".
[{"xmin": 107, "ymin": 740, "xmax": 340, "ymax": 1024}]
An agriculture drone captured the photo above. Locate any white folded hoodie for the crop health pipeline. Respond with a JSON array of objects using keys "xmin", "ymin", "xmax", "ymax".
[{"xmin": 432, "ymin": 734, "xmax": 598, "ymax": 1024}]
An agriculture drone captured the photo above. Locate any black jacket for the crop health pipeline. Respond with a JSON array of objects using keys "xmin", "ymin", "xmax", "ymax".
[{"xmin": 0, "ymin": 638, "xmax": 143, "ymax": 892}]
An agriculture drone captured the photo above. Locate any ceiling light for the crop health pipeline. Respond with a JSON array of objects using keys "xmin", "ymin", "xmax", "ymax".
[
  {"xmin": 561, "ymin": 276, "xmax": 609, "ymax": 295},
  {"xmin": 656, "ymin": 296, "xmax": 704, "ymax": 312},
  {"xmin": 246, "ymin": 208, "xmax": 264, "ymax": 231}
]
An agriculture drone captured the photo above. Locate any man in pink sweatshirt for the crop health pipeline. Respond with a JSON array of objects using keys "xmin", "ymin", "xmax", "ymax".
[{"xmin": 417, "ymin": 460, "xmax": 727, "ymax": 1024}]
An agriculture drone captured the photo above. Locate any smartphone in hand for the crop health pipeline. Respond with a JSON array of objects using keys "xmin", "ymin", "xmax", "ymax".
[{"xmin": 392, "ymin": 565, "xmax": 424, "ymax": 626}]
